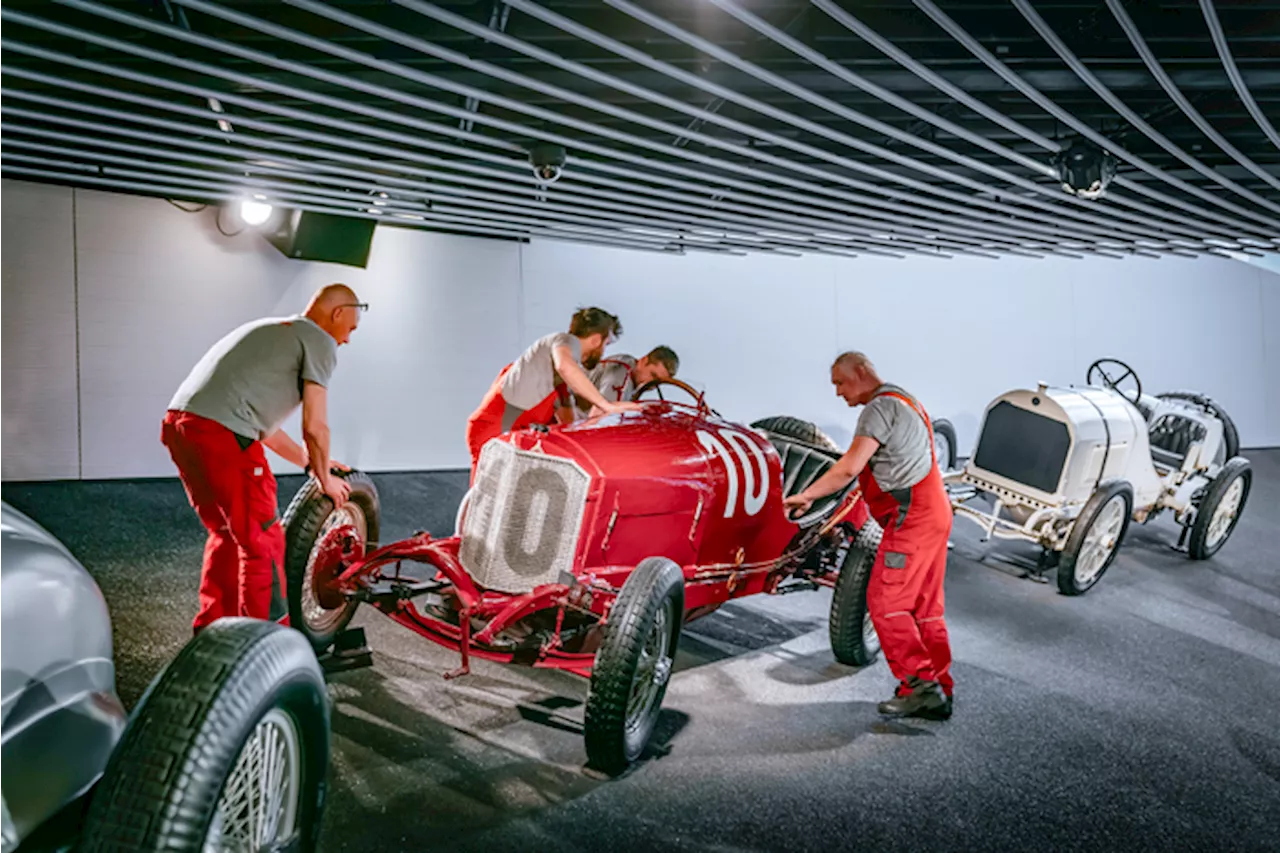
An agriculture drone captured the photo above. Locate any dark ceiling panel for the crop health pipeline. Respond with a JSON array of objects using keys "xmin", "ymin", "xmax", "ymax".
[{"xmin": 1, "ymin": 0, "xmax": 1276, "ymax": 258}]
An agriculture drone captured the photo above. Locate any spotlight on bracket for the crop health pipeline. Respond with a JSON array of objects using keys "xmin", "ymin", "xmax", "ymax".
[
  {"xmin": 529, "ymin": 143, "xmax": 567, "ymax": 185},
  {"xmin": 238, "ymin": 196, "xmax": 274, "ymax": 227},
  {"xmin": 1052, "ymin": 139, "xmax": 1118, "ymax": 200}
]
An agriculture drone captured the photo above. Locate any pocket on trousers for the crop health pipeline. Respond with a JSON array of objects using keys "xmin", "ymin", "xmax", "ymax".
[
  {"xmin": 245, "ymin": 462, "xmax": 281, "ymax": 534},
  {"xmin": 877, "ymin": 539, "xmax": 919, "ymax": 585}
]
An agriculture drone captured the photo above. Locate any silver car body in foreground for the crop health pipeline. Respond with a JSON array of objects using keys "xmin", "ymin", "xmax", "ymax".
[{"xmin": 0, "ymin": 502, "xmax": 127, "ymax": 852}]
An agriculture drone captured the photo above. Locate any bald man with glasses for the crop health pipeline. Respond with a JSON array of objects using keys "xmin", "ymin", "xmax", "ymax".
[{"xmin": 162, "ymin": 283, "xmax": 364, "ymax": 634}]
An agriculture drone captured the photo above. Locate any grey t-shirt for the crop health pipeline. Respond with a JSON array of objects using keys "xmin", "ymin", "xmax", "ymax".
[
  {"xmin": 169, "ymin": 315, "xmax": 338, "ymax": 440},
  {"xmin": 498, "ymin": 332, "xmax": 581, "ymax": 428},
  {"xmin": 588, "ymin": 354, "xmax": 637, "ymax": 404},
  {"xmin": 855, "ymin": 384, "xmax": 934, "ymax": 491}
]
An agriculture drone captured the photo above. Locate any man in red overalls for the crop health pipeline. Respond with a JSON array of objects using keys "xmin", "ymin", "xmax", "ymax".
[
  {"xmin": 163, "ymin": 283, "xmax": 362, "ymax": 634},
  {"xmin": 784, "ymin": 351, "xmax": 954, "ymax": 720},
  {"xmin": 465, "ymin": 307, "xmax": 644, "ymax": 480}
]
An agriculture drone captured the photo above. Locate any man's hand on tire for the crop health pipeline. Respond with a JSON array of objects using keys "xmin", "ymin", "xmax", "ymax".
[{"xmin": 321, "ymin": 473, "xmax": 351, "ymax": 507}]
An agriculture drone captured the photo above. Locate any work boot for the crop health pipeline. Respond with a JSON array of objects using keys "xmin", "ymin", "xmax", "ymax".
[
  {"xmin": 877, "ymin": 677, "xmax": 948, "ymax": 718},
  {"xmin": 912, "ymin": 692, "xmax": 953, "ymax": 721}
]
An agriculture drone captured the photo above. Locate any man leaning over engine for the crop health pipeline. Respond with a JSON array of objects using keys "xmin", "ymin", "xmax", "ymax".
[
  {"xmin": 783, "ymin": 352, "xmax": 955, "ymax": 720},
  {"xmin": 465, "ymin": 306, "xmax": 643, "ymax": 480}
]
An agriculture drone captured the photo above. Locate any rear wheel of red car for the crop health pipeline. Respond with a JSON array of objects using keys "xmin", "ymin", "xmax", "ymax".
[
  {"xmin": 829, "ymin": 520, "xmax": 883, "ymax": 667},
  {"xmin": 584, "ymin": 557, "xmax": 684, "ymax": 776},
  {"xmin": 282, "ymin": 470, "xmax": 381, "ymax": 653},
  {"xmin": 78, "ymin": 618, "xmax": 330, "ymax": 853}
]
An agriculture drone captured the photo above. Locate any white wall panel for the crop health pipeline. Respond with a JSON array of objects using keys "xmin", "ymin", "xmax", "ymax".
[
  {"xmin": 74, "ymin": 189, "xmax": 301, "ymax": 479},
  {"xmin": 1, "ymin": 181, "xmax": 79, "ymax": 480},
  {"xmin": 2, "ymin": 177, "xmax": 1277, "ymax": 483},
  {"xmin": 519, "ymin": 240, "xmax": 841, "ymax": 434}
]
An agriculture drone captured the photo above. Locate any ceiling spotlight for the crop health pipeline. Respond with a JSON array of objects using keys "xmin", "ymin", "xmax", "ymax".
[
  {"xmin": 1052, "ymin": 138, "xmax": 1118, "ymax": 200},
  {"xmin": 238, "ymin": 197, "xmax": 273, "ymax": 226}
]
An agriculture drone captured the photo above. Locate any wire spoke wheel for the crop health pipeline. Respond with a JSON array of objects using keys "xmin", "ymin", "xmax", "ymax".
[
  {"xmin": 300, "ymin": 504, "xmax": 366, "ymax": 633},
  {"xmin": 204, "ymin": 708, "xmax": 302, "ymax": 852},
  {"xmin": 626, "ymin": 601, "xmax": 673, "ymax": 738}
]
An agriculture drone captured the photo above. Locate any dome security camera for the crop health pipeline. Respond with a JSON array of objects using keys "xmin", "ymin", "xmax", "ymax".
[{"xmin": 529, "ymin": 144, "xmax": 567, "ymax": 185}]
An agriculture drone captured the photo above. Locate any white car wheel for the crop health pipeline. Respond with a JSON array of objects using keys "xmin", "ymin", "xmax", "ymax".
[
  {"xmin": 1057, "ymin": 480, "xmax": 1133, "ymax": 596},
  {"xmin": 1074, "ymin": 495, "xmax": 1126, "ymax": 587}
]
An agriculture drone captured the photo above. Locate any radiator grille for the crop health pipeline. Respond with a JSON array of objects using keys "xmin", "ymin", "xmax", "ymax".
[{"xmin": 459, "ymin": 441, "xmax": 591, "ymax": 593}]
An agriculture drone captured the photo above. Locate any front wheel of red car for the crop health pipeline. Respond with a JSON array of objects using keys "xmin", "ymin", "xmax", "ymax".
[
  {"xmin": 584, "ymin": 557, "xmax": 684, "ymax": 777},
  {"xmin": 282, "ymin": 470, "xmax": 381, "ymax": 653},
  {"xmin": 829, "ymin": 520, "xmax": 883, "ymax": 667}
]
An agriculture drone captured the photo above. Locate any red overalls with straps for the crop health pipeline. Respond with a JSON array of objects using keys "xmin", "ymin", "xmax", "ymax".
[
  {"xmin": 859, "ymin": 389, "xmax": 955, "ymax": 698},
  {"xmin": 465, "ymin": 363, "xmax": 570, "ymax": 480}
]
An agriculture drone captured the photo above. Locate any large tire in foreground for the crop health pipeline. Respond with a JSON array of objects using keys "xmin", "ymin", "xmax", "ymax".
[
  {"xmin": 750, "ymin": 415, "xmax": 841, "ymax": 453},
  {"xmin": 932, "ymin": 418, "xmax": 958, "ymax": 471},
  {"xmin": 584, "ymin": 558, "xmax": 684, "ymax": 776},
  {"xmin": 1057, "ymin": 480, "xmax": 1133, "ymax": 596},
  {"xmin": 1188, "ymin": 456, "xmax": 1251, "ymax": 560},
  {"xmin": 282, "ymin": 470, "xmax": 381, "ymax": 652},
  {"xmin": 79, "ymin": 619, "xmax": 331, "ymax": 853},
  {"xmin": 829, "ymin": 520, "xmax": 883, "ymax": 667},
  {"xmin": 1157, "ymin": 391, "xmax": 1240, "ymax": 462}
]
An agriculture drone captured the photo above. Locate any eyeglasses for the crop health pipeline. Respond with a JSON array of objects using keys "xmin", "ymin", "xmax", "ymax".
[{"xmin": 338, "ymin": 302, "xmax": 369, "ymax": 312}]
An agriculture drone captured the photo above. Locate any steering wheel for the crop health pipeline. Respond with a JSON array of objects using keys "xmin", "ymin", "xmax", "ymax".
[
  {"xmin": 631, "ymin": 377, "xmax": 718, "ymax": 417},
  {"xmin": 1086, "ymin": 357, "xmax": 1143, "ymax": 405}
]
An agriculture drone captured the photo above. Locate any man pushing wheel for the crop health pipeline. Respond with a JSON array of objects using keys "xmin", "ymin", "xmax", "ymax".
[
  {"xmin": 162, "ymin": 283, "xmax": 362, "ymax": 635},
  {"xmin": 784, "ymin": 351, "xmax": 954, "ymax": 720}
]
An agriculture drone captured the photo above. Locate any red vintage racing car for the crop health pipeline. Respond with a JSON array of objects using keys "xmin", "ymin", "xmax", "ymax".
[{"xmin": 282, "ymin": 379, "xmax": 882, "ymax": 775}]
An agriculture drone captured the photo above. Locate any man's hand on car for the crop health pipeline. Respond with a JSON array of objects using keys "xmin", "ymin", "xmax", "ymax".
[
  {"xmin": 783, "ymin": 493, "xmax": 814, "ymax": 518},
  {"xmin": 602, "ymin": 400, "xmax": 644, "ymax": 415}
]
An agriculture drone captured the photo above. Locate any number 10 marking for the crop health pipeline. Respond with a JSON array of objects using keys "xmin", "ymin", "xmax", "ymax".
[{"xmin": 697, "ymin": 428, "xmax": 769, "ymax": 518}]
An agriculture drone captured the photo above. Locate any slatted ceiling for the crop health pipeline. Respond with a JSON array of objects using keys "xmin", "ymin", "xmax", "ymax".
[{"xmin": 1, "ymin": 0, "xmax": 1276, "ymax": 259}]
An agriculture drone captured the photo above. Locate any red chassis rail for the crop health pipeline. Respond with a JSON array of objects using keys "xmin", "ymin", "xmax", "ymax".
[{"xmin": 318, "ymin": 489, "xmax": 867, "ymax": 680}]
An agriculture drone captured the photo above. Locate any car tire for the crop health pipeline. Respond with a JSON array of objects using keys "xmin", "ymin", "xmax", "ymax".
[
  {"xmin": 282, "ymin": 469, "xmax": 381, "ymax": 653},
  {"xmin": 78, "ymin": 618, "xmax": 330, "ymax": 853},
  {"xmin": 829, "ymin": 519, "xmax": 883, "ymax": 667},
  {"xmin": 1187, "ymin": 456, "xmax": 1251, "ymax": 560},
  {"xmin": 584, "ymin": 557, "xmax": 684, "ymax": 776},
  {"xmin": 932, "ymin": 418, "xmax": 958, "ymax": 471},
  {"xmin": 1157, "ymin": 391, "xmax": 1240, "ymax": 461},
  {"xmin": 750, "ymin": 415, "xmax": 841, "ymax": 453},
  {"xmin": 1057, "ymin": 480, "xmax": 1133, "ymax": 596}
]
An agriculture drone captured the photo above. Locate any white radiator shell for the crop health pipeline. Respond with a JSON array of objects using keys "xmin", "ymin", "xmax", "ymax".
[{"xmin": 459, "ymin": 441, "xmax": 591, "ymax": 593}]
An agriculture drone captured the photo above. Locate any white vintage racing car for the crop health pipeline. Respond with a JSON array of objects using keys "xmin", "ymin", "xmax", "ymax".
[{"xmin": 943, "ymin": 359, "xmax": 1252, "ymax": 595}]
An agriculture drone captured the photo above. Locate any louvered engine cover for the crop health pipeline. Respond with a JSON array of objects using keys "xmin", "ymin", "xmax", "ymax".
[{"xmin": 459, "ymin": 440, "xmax": 592, "ymax": 593}]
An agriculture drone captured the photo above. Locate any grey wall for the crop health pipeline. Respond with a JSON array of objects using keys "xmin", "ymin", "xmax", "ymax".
[{"xmin": 3, "ymin": 177, "xmax": 1278, "ymax": 482}]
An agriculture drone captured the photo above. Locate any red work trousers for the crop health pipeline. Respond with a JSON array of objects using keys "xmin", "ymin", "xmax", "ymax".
[
  {"xmin": 861, "ymin": 464, "xmax": 955, "ymax": 697},
  {"xmin": 161, "ymin": 410, "xmax": 287, "ymax": 633},
  {"xmin": 464, "ymin": 363, "xmax": 560, "ymax": 481}
]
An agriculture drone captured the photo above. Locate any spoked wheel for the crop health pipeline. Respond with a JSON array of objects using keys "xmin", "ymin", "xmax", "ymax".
[
  {"xmin": 204, "ymin": 707, "xmax": 302, "ymax": 850},
  {"xmin": 584, "ymin": 557, "xmax": 684, "ymax": 776},
  {"xmin": 1057, "ymin": 480, "xmax": 1133, "ymax": 596},
  {"xmin": 829, "ymin": 520, "xmax": 883, "ymax": 666},
  {"xmin": 282, "ymin": 470, "xmax": 381, "ymax": 652},
  {"xmin": 78, "ymin": 619, "xmax": 330, "ymax": 853},
  {"xmin": 1188, "ymin": 457, "xmax": 1252, "ymax": 560}
]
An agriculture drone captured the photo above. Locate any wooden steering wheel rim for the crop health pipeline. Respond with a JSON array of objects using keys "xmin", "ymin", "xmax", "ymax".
[{"xmin": 631, "ymin": 377, "xmax": 710, "ymax": 413}]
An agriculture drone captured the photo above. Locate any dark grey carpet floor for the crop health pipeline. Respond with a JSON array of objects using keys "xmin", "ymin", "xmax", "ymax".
[{"xmin": 4, "ymin": 450, "xmax": 1279, "ymax": 853}]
